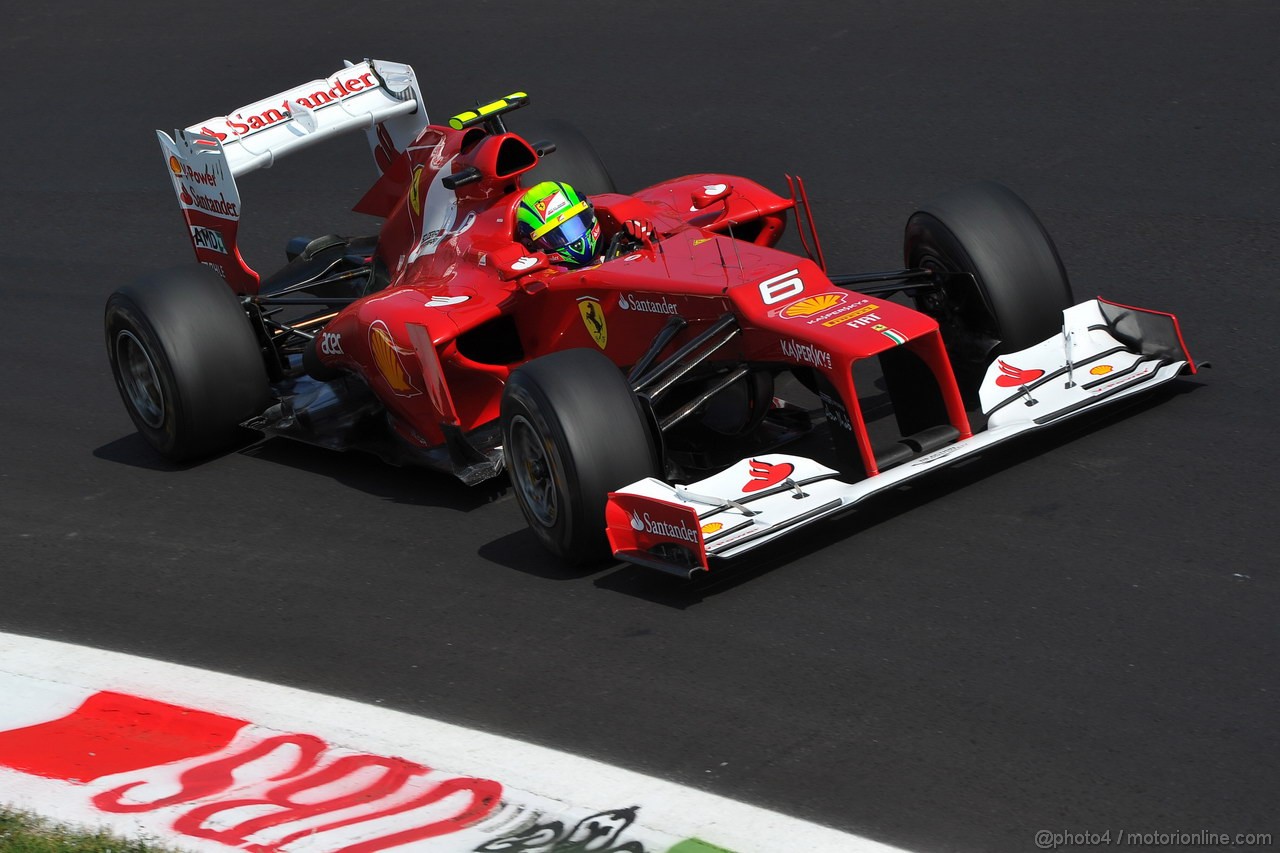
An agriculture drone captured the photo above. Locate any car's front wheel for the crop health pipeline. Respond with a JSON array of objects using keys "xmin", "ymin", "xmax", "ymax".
[
  {"xmin": 905, "ymin": 181, "xmax": 1075, "ymax": 396},
  {"xmin": 501, "ymin": 348, "xmax": 659, "ymax": 564}
]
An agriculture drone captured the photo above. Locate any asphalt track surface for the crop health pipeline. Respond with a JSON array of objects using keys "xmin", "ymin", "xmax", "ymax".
[{"xmin": 2, "ymin": 3, "xmax": 1277, "ymax": 851}]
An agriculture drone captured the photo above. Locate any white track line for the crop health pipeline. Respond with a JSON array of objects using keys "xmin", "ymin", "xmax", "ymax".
[{"xmin": 0, "ymin": 631, "xmax": 905, "ymax": 852}]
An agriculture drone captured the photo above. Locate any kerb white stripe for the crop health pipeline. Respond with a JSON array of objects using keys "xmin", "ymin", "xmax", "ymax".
[{"xmin": 0, "ymin": 631, "xmax": 905, "ymax": 852}]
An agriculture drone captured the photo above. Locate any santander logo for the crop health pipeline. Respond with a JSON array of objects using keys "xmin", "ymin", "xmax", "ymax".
[
  {"xmin": 629, "ymin": 510, "xmax": 699, "ymax": 544},
  {"xmin": 196, "ymin": 71, "xmax": 381, "ymax": 143},
  {"xmin": 995, "ymin": 359, "xmax": 1045, "ymax": 388},
  {"xmin": 743, "ymin": 459, "xmax": 795, "ymax": 493}
]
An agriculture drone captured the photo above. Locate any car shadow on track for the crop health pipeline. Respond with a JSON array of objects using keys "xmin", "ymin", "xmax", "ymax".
[
  {"xmin": 238, "ymin": 439, "xmax": 511, "ymax": 511},
  {"xmin": 93, "ymin": 433, "xmax": 190, "ymax": 471},
  {"xmin": 478, "ymin": 529, "xmax": 607, "ymax": 581},
  {"xmin": 590, "ymin": 379, "xmax": 1206, "ymax": 608},
  {"xmin": 93, "ymin": 432, "xmax": 512, "ymax": 512}
]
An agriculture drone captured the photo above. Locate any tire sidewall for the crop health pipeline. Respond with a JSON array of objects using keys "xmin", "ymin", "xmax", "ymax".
[
  {"xmin": 106, "ymin": 292, "xmax": 188, "ymax": 457},
  {"xmin": 104, "ymin": 266, "xmax": 270, "ymax": 461},
  {"xmin": 501, "ymin": 379, "xmax": 587, "ymax": 557},
  {"xmin": 501, "ymin": 349, "xmax": 657, "ymax": 564}
]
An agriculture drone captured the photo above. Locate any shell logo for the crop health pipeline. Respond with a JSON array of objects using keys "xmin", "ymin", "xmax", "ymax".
[
  {"xmin": 1090, "ymin": 364, "xmax": 1114, "ymax": 376},
  {"xmin": 701, "ymin": 521, "xmax": 723, "ymax": 534},
  {"xmin": 783, "ymin": 292, "xmax": 846, "ymax": 318},
  {"xmin": 169, "ymin": 156, "xmax": 183, "ymax": 176},
  {"xmin": 368, "ymin": 321, "xmax": 422, "ymax": 396},
  {"xmin": 408, "ymin": 165, "xmax": 425, "ymax": 217}
]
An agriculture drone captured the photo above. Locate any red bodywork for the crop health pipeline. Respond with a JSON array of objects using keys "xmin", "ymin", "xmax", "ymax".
[{"xmin": 309, "ymin": 121, "xmax": 970, "ymax": 477}]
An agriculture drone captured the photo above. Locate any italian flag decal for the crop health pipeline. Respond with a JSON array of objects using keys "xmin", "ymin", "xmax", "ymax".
[{"xmin": 873, "ymin": 323, "xmax": 907, "ymax": 345}]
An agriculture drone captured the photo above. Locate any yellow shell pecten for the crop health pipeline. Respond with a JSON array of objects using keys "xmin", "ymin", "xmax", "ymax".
[{"xmin": 782, "ymin": 293, "xmax": 844, "ymax": 318}]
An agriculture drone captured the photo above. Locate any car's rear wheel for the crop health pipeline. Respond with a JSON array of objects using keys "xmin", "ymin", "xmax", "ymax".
[
  {"xmin": 105, "ymin": 265, "xmax": 270, "ymax": 461},
  {"xmin": 905, "ymin": 181, "xmax": 1074, "ymax": 394},
  {"xmin": 501, "ymin": 348, "xmax": 659, "ymax": 564},
  {"xmin": 519, "ymin": 118, "xmax": 617, "ymax": 196}
]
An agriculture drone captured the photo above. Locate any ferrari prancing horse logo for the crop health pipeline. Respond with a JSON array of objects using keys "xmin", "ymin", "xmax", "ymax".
[{"xmin": 577, "ymin": 296, "xmax": 607, "ymax": 349}]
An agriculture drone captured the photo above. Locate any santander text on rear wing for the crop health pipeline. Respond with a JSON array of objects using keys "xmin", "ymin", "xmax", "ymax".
[{"xmin": 156, "ymin": 59, "xmax": 427, "ymax": 294}]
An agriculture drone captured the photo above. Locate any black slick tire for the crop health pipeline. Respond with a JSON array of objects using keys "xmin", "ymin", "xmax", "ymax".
[
  {"xmin": 519, "ymin": 118, "xmax": 617, "ymax": 196},
  {"xmin": 104, "ymin": 265, "xmax": 270, "ymax": 462},
  {"xmin": 905, "ymin": 181, "xmax": 1074, "ymax": 363},
  {"xmin": 501, "ymin": 348, "xmax": 658, "ymax": 564}
]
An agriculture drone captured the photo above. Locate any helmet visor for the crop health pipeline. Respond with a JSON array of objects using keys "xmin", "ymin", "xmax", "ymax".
[{"xmin": 534, "ymin": 207, "xmax": 595, "ymax": 250}]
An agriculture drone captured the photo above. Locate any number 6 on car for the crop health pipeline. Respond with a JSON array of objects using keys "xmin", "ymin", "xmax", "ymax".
[{"xmin": 758, "ymin": 269, "xmax": 804, "ymax": 304}]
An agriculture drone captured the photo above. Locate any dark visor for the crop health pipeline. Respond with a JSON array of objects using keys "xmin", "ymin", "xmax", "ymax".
[{"xmin": 537, "ymin": 209, "xmax": 595, "ymax": 250}]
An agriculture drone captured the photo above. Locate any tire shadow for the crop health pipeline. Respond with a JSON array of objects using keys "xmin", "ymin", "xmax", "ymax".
[
  {"xmin": 92, "ymin": 433, "xmax": 188, "ymax": 471},
  {"xmin": 477, "ymin": 528, "xmax": 604, "ymax": 581}
]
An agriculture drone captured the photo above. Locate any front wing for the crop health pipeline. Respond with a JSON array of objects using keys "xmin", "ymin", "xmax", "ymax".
[{"xmin": 606, "ymin": 298, "xmax": 1197, "ymax": 576}]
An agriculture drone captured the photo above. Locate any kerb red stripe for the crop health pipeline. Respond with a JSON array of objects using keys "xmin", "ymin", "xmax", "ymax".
[{"xmin": 0, "ymin": 691, "xmax": 245, "ymax": 782}]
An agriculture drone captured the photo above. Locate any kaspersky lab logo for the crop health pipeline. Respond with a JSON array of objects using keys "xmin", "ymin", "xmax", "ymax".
[{"xmin": 629, "ymin": 510, "xmax": 699, "ymax": 544}]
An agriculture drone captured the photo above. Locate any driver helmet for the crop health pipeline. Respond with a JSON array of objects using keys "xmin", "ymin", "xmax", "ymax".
[{"xmin": 515, "ymin": 180, "xmax": 601, "ymax": 267}]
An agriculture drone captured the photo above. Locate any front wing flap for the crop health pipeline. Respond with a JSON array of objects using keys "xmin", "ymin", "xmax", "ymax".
[{"xmin": 606, "ymin": 298, "xmax": 1197, "ymax": 575}]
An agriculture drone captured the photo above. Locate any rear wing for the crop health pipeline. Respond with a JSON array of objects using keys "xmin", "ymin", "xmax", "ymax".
[{"xmin": 156, "ymin": 59, "xmax": 427, "ymax": 293}]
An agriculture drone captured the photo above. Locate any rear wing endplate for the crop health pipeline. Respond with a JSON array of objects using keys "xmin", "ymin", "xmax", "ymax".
[{"xmin": 156, "ymin": 59, "xmax": 427, "ymax": 294}]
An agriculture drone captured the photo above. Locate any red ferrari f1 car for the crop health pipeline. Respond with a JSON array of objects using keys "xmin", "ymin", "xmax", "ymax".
[{"xmin": 106, "ymin": 59, "xmax": 1199, "ymax": 575}]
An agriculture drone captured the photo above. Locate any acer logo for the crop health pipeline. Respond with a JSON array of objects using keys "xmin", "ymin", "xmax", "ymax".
[
  {"xmin": 319, "ymin": 332, "xmax": 343, "ymax": 356},
  {"xmin": 995, "ymin": 360, "xmax": 1045, "ymax": 387},
  {"xmin": 743, "ymin": 459, "xmax": 795, "ymax": 492}
]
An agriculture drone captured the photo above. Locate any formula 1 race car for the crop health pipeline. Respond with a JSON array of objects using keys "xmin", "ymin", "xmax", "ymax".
[{"xmin": 105, "ymin": 59, "xmax": 1199, "ymax": 575}]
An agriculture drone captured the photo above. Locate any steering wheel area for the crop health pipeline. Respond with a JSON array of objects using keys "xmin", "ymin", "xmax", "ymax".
[{"xmin": 604, "ymin": 229, "xmax": 645, "ymax": 261}]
